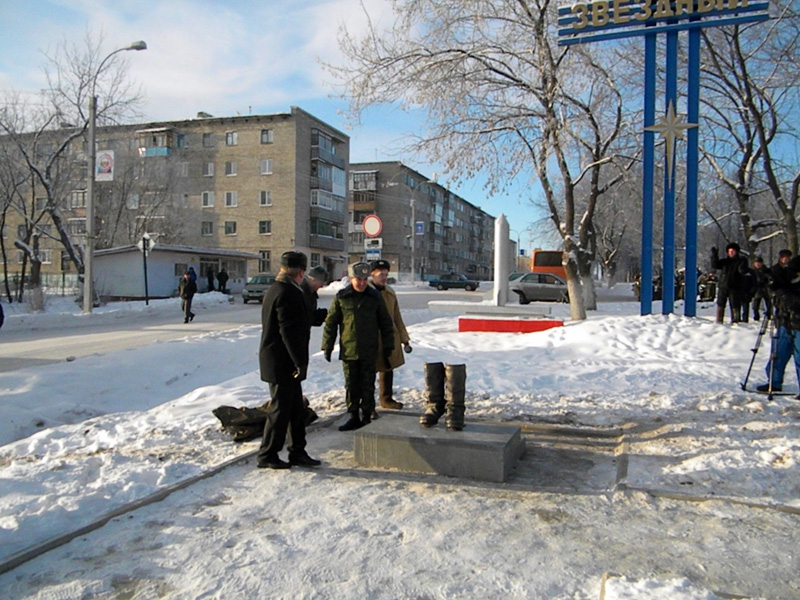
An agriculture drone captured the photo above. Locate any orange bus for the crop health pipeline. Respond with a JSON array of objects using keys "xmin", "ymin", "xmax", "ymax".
[{"xmin": 530, "ymin": 250, "xmax": 566, "ymax": 280}]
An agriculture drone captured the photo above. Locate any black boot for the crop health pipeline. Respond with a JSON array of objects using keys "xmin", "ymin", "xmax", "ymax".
[
  {"xmin": 338, "ymin": 413, "xmax": 362, "ymax": 432},
  {"xmin": 420, "ymin": 362, "xmax": 446, "ymax": 427},
  {"xmin": 445, "ymin": 364, "xmax": 467, "ymax": 431}
]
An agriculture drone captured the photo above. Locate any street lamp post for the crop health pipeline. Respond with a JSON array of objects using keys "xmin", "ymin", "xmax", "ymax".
[
  {"xmin": 410, "ymin": 196, "xmax": 416, "ymax": 284},
  {"xmin": 83, "ymin": 40, "xmax": 147, "ymax": 313}
]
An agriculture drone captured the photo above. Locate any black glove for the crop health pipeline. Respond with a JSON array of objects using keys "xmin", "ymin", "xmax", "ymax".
[
  {"xmin": 711, "ymin": 246, "xmax": 718, "ymax": 257},
  {"xmin": 324, "ymin": 350, "xmax": 331, "ymax": 362}
]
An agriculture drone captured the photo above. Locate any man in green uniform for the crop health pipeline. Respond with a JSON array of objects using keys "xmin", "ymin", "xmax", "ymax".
[{"xmin": 322, "ymin": 262, "xmax": 394, "ymax": 431}]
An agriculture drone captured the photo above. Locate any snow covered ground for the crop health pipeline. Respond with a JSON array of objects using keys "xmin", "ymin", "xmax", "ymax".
[{"xmin": 0, "ymin": 284, "xmax": 798, "ymax": 599}]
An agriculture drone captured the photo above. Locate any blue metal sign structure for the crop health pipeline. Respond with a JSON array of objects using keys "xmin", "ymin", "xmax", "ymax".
[{"xmin": 558, "ymin": 1, "xmax": 770, "ymax": 316}]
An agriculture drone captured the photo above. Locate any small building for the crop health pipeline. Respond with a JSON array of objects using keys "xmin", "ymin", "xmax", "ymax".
[{"xmin": 93, "ymin": 244, "xmax": 259, "ymax": 300}]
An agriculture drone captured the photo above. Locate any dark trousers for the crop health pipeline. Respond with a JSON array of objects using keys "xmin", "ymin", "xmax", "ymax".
[
  {"xmin": 181, "ymin": 296, "xmax": 194, "ymax": 322},
  {"xmin": 257, "ymin": 378, "xmax": 307, "ymax": 461},
  {"xmin": 379, "ymin": 369, "xmax": 394, "ymax": 405},
  {"xmin": 343, "ymin": 359, "xmax": 376, "ymax": 417}
]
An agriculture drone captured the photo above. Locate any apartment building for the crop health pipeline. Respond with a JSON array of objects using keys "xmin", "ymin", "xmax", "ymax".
[
  {"xmin": 348, "ymin": 162, "xmax": 495, "ymax": 281},
  {"xmin": 3, "ymin": 106, "xmax": 349, "ymax": 291}
]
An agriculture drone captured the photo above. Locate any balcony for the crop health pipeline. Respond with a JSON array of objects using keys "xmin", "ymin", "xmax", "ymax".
[
  {"xmin": 138, "ymin": 147, "xmax": 171, "ymax": 158},
  {"xmin": 309, "ymin": 234, "xmax": 345, "ymax": 251},
  {"xmin": 310, "ymin": 177, "xmax": 333, "ymax": 192},
  {"xmin": 311, "ymin": 146, "xmax": 345, "ymax": 169}
]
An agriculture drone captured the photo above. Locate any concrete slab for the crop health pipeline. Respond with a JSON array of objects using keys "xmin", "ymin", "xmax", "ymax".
[{"xmin": 354, "ymin": 413, "xmax": 526, "ymax": 483}]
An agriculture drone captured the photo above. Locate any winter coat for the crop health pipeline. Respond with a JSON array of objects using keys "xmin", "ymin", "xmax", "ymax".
[
  {"xmin": 179, "ymin": 278, "xmax": 197, "ymax": 300},
  {"xmin": 372, "ymin": 283, "xmax": 410, "ymax": 372},
  {"xmin": 774, "ymin": 279, "xmax": 800, "ymax": 331},
  {"xmin": 259, "ymin": 274, "xmax": 310, "ymax": 384},
  {"xmin": 711, "ymin": 249, "xmax": 749, "ymax": 293},
  {"xmin": 217, "ymin": 270, "xmax": 229, "ymax": 287},
  {"xmin": 322, "ymin": 284, "xmax": 394, "ymax": 363},
  {"xmin": 752, "ymin": 264, "xmax": 772, "ymax": 301}
]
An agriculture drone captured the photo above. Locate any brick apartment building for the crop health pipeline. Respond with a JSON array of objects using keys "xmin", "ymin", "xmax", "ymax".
[
  {"xmin": 3, "ymin": 106, "xmax": 350, "ymax": 292},
  {"xmin": 348, "ymin": 162, "xmax": 495, "ymax": 281}
]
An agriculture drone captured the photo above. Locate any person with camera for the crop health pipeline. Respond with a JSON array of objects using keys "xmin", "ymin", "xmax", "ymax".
[
  {"xmin": 768, "ymin": 255, "xmax": 800, "ymax": 398},
  {"xmin": 758, "ymin": 249, "xmax": 794, "ymax": 393}
]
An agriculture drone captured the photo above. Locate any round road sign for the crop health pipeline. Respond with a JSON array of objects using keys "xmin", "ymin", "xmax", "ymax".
[{"xmin": 362, "ymin": 214, "xmax": 383, "ymax": 237}]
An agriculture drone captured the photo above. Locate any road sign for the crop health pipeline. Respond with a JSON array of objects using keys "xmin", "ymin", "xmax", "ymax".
[
  {"xmin": 365, "ymin": 248, "xmax": 382, "ymax": 261},
  {"xmin": 362, "ymin": 214, "xmax": 382, "ymax": 237},
  {"xmin": 415, "ymin": 221, "xmax": 424, "ymax": 235}
]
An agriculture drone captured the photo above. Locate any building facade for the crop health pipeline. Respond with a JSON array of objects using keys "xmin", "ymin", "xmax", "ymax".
[
  {"xmin": 348, "ymin": 162, "xmax": 495, "ymax": 281},
  {"xmin": 3, "ymin": 106, "xmax": 350, "ymax": 293}
]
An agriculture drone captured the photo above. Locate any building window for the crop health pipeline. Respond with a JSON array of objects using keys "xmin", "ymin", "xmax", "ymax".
[
  {"xmin": 310, "ymin": 252, "xmax": 320, "ymax": 268},
  {"xmin": 203, "ymin": 133, "xmax": 214, "ymax": 147},
  {"xmin": 203, "ymin": 162, "xmax": 214, "ymax": 177},
  {"xmin": 35, "ymin": 197, "xmax": 48, "ymax": 211},
  {"xmin": 260, "ymin": 129, "xmax": 273, "ymax": 144},
  {"xmin": 224, "ymin": 221, "xmax": 237, "ymax": 235},
  {"xmin": 225, "ymin": 191, "xmax": 238, "ymax": 207},
  {"xmin": 225, "ymin": 161, "xmax": 237, "ymax": 176},
  {"xmin": 225, "ymin": 131, "xmax": 238, "ymax": 146},
  {"xmin": 260, "ymin": 190, "xmax": 272, "ymax": 206},
  {"xmin": 177, "ymin": 162, "xmax": 189, "ymax": 177},
  {"xmin": 259, "ymin": 220, "xmax": 272, "ymax": 235},
  {"xmin": 202, "ymin": 191, "xmax": 215, "ymax": 207},
  {"xmin": 259, "ymin": 250, "xmax": 271, "ymax": 273},
  {"xmin": 201, "ymin": 221, "xmax": 213, "ymax": 236},
  {"xmin": 176, "ymin": 134, "xmax": 187, "ymax": 148},
  {"xmin": 67, "ymin": 219, "xmax": 86, "ymax": 235},
  {"xmin": 260, "ymin": 159, "xmax": 273, "ymax": 175},
  {"xmin": 70, "ymin": 190, "xmax": 86, "ymax": 209}
]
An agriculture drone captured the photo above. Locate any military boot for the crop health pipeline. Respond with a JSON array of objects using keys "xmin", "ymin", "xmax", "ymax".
[
  {"xmin": 419, "ymin": 362, "xmax": 446, "ymax": 427},
  {"xmin": 445, "ymin": 363, "xmax": 467, "ymax": 431},
  {"xmin": 716, "ymin": 305, "xmax": 725, "ymax": 324}
]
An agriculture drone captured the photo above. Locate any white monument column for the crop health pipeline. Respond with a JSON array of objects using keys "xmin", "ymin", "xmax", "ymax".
[{"xmin": 493, "ymin": 214, "xmax": 509, "ymax": 306}]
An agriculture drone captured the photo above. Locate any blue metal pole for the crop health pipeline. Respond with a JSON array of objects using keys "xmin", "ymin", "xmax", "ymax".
[
  {"xmin": 685, "ymin": 28, "xmax": 701, "ymax": 317},
  {"xmin": 662, "ymin": 30, "xmax": 678, "ymax": 315},
  {"xmin": 641, "ymin": 32, "xmax": 656, "ymax": 315}
]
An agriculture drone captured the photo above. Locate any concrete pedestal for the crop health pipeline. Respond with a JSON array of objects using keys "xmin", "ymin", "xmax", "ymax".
[{"xmin": 354, "ymin": 413, "xmax": 525, "ymax": 483}]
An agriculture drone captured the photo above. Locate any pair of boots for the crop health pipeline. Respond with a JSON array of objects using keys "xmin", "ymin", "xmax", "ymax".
[{"xmin": 419, "ymin": 362, "xmax": 466, "ymax": 431}]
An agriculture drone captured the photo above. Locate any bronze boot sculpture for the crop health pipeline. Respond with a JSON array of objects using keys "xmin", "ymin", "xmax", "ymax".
[
  {"xmin": 419, "ymin": 362, "xmax": 446, "ymax": 427},
  {"xmin": 444, "ymin": 363, "xmax": 466, "ymax": 431}
]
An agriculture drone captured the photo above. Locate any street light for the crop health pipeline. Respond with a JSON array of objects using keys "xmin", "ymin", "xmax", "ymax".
[{"xmin": 83, "ymin": 40, "xmax": 147, "ymax": 313}]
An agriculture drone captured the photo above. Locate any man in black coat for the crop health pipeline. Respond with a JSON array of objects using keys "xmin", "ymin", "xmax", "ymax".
[
  {"xmin": 178, "ymin": 272, "xmax": 197, "ymax": 323},
  {"xmin": 711, "ymin": 242, "xmax": 749, "ymax": 324},
  {"xmin": 256, "ymin": 251, "xmax": 320, "ymax": 470}
]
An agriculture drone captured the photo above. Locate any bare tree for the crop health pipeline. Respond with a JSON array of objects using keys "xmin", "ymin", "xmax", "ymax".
[
  {"xmin": 329, "ymin": 0, "xmax": 635, "ymax": 318},
  {"xmin": 698, "ymin": 1, "xmax": 800, "ymax": 256},
  {"xmin": 0, "ymin": 31, "xmax": 144, "ymax": 306}
]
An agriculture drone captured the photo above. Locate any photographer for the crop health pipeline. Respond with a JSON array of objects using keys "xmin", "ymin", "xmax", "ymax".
[
  {"xmin": 768, "ymin": 256, "xmax": 800, "ymax": 398},
  {"xmin": 758, "ymin": 250, "xmax": 794, "ymax": 393}
]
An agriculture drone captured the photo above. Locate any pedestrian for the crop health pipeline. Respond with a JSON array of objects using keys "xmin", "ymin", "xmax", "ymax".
[
  {"xmin": 369, "ymin": 259, "xmax": 412, "ymax": 412},
  {"xmin": 322, "ymin": 262, "xmax": 394, "ymax": 432},
  {"xmin": 769, "ymin": 255, "xmax": 800, "ymax": 399},
  {"xmin": 178, "ymin": 271, "xmax": 197, "ymax": 323},
  {"xmin": 206, "ymin": 268, "xmax": 215, "ymax": 293},
  {"xmin": 188, "ymin": 267, "xmax": 197, "ymax": 283},
  {"xmin": 256, "ymin": 251, "xmax": 320, "ymax": 469},
  {"xmin": 758, "ymin": 249, "xmax": 793, "ymax": 393},
  {"xmin": 751, "ymin": 256, "xmax": 772, "ymax": 321},
  {"xmin": 710, "ymin": 243, "xmax": 749, "ymax": 324},
  {"xmin": 217, "ymin": 268, "xmax": 229, "ymax": 294},
  {"xmin": 302, "ymin": 266, "xmax": 329, "ymax": 327}
]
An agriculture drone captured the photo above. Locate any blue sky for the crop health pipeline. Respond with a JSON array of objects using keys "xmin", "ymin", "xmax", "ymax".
[{"xmin": 0, "ymin": 0, "xmax": 550, "ymax": 249}]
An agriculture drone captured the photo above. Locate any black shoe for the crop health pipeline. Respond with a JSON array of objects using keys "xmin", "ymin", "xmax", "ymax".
[
  {"xmin": 184, "ymin": 319, "xmax": 189, "ymax": 324},
  {"xmin": 289, "ymin": 452, "xmax": 321, "ymax": 467},
  {"xmin": 370, "ymin": 411, "xmax": 380, "ymax": 420},
  {"xmin": 189, "ymin": 312, "xmax": 195, "ymax": 322},
  {"xmin": 756, "ymin": 384, "xmax": 782, "ymax": 392},
  {"xmin": 257, "ymin": 455, "xmax": 291, "ymax": 470},
  {"xmin": 338, "ymin": 415, "xmax": 362, "ymax": 431}
]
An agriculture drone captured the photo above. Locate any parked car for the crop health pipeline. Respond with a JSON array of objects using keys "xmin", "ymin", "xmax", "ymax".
[
  {"xmin": 510, "ymin": 272, "xmax": 569, "ymax": 304},
  {"xmin": 242, "ymin": 274, "xmax": 276, "ymax": 303},
  {"xmin": 428, "ymin": 273, "xmax": 481, "ymax": 291}
]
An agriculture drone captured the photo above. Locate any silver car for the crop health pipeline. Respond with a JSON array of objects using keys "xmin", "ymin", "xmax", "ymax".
[
  {"xmin": 510, "ymin": 272, "xmax": 569, "ymax": 304},
  {"xmin": 242, "ymin": 274, "xmax": 276, "ymax": 303}
]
